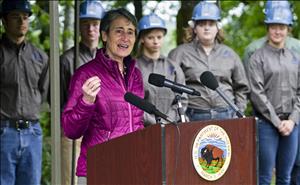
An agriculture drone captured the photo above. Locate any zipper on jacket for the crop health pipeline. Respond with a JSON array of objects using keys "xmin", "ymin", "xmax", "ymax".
[
  {"xmin": 117, "ymin": 71, "xmax": 133, "ymax": 132},
  {"xmin": 107, "ymin": 131, "xmax": 111, "ymax": 141},
  {"xmin": 127, "ymin": 103, "xmax": 133, "ymax": 132}
]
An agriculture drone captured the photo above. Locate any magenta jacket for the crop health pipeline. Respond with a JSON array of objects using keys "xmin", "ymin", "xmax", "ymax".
[{"xmin": 61, "ymin": 48, "xmax": 144, "ymax": 177}]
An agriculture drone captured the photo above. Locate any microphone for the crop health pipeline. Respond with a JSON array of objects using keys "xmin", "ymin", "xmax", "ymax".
[
  {"xmin": 124, "ymin": 92, "xmax": 174, "ymax": 123},
  {"xmin": 200, "ymin": 71, "xmax": 245, "ymax": 118},
  {"xmin": 148, "ymin": 73, "xmax": 201, "ymax": 96}
]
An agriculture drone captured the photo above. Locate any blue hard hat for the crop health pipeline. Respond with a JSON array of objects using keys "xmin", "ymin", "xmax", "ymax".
[
  {"xmin": 80, "ymin": 0, "xmax": 105, "ymax": 20},
  {"xmin": 264, "ymin": 7, "xmax": 293, "ymax": 26},
  {"xmin": 0, "ymin": 0, "xmax": 32, "ymax": 17},
  {"xmin": 264, "ymin": 0, "xmax": 291, "ymax": 14},
  {"xmin": 138, "ymin": 13, "xmax": 167, "ymax": 34},
  {"xmin": 191, "ymin": 2, "xmax": 221, "ymax": 21}
]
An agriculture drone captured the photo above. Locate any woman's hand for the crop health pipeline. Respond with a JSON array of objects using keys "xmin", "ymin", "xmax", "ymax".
[
  {"xmin": 278, "ymin": 120, "xmax": 295, "ymax": 136},
  {"xmin": 82, "ymin": 76, "xmax": 101, "ymax": 104}
]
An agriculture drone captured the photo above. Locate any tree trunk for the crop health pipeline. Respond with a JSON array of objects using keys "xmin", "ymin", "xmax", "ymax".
[
  {"xmin": 176, "ymin": 1, "xmax": 198, "ymax": 45},
  {"xmin": 134, "ymin": 0, "xmax": 143, "ymax": 21},
  {"xmin": 62, "ymin": 2, "xmax": 74, "ymax": 52}
]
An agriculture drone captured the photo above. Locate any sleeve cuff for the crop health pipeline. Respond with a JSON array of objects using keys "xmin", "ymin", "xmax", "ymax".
[
  {"xmin": 272, "ymin": 116, "xmax": 281, "ymax": 128},
  {"xmin": 289, "ymin": 112, "xmax": 299, "ymax": 125},
  {"xmin": 77, "ymin": 96, "xmax": 96, "ymax": 113}
]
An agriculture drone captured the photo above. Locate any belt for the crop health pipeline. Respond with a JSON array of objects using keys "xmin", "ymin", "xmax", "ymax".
[
  {"xmin": 278, "ymin": 113, "xmax": 290, "ymax": 121},
  {"xmin": 0, "ymin": 119, "xmax": 38, "ymax": 130},
  {"xmin": 255, "ymin": 111, "xmax": 290, "ymax": 121},
  {"xmin": 188, "ymin": 107, "xmax": 230, "ymax": 114}
]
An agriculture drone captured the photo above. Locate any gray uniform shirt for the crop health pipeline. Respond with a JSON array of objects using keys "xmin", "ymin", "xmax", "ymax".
[
  {"xmin": 168, "ymin": 40, "xmax": 249, "ymax": 112},
  {"xmin": 0, "ymin": 35, "xmax": 49, "ymax": 120},
  {"xmin": 247, "ymin": 43, "xmax": 300, "ymax": 127},
  {"xmin": 60, "ymin": 42, "xmax": 97, "ymax": 108},
  {"xmin": 243, "ymin": 36, "xmax": 300, "ymax": 68},
  {"xmin": 136, "ymin": 55, "xmax": 188, "ymax": 125}
]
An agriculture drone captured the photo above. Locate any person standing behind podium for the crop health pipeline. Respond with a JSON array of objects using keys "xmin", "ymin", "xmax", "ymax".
[
  {"xmin": 246, "ymin": 6, "xmax": 299, "ymax": 185},
  {"xmin": 168, "ymin": 1, "xmax": 249, "ymax": 121},
  {"xmin": 60, "ymin": 1, "xmax": 105, "ymax": 184},
  {"xmin": 242, "ymin": 1, "xmax": 300, "ymax": 184},
  {"xmin": 0, "ymin": 0, "xmax": 49, "ymax": 184},
  {"xmin": 136, "ymin": 13, "xmax": 187, "ymax": 126},
  {"xmin": 61, "ymin": 8, "xmax": 144, "ymax": 185}
]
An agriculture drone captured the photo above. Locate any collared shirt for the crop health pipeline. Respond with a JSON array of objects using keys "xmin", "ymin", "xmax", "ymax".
[
  {"xmin": 60, "ymin": 42, "xmax": 97, "ymax": 108},
  {"xmin": 168, "ymin": 40, "xmax": 249, "ymax": 112},
  {"xmin": 247, "ymin": 43, "xmax": 300, "ymax": 127},
  {"xmin": 243, "ymin": 36, "xmax": 300, "ymax": 64},
  {"xmin": 243, "ymin": 36, "xmax": 300, "ymax": 71},
  {"xmin": 136, "ymin": 54, "xmax": 188, "ymax": 125},
  {"xmin": 0, "ymin": 35, "xmax": 49, "ymax": 120}
]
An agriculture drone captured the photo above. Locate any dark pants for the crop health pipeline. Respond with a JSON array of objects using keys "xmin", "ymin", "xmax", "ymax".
[
  {"xmin": 291, "ymin": 125, "xmax": 300, "ymax": 185},
  {"xmin": 257, "ymin": 119, "xmax": 298, "ymax": 185}
]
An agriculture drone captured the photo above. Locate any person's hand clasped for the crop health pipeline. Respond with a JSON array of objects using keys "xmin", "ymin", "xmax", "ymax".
[
  {"xmin": 82, "ymin": 76, "xmax": 101, "ymax": 104},
  {"xmin": 278, "ymin": 120, "xmax": 295, "ymax": 136}
]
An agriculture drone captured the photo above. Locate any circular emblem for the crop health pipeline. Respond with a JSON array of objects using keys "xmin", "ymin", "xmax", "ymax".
[{"xmin": 192, "ymin": 125, "xmax": 231, "ymax": 181}]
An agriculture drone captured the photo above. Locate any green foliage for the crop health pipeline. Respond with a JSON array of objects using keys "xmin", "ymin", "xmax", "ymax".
[
  {"xmin": 41, "ymin": 137, "xmax": 51, "ymax": 185},
  {"xmin": 222, "ymin": 1, "xmax": 266, "ymax": 57},
  {"xmin": 291, "ymin": 1, "xmax": 300, "ymax": 39},
  {"xmin": 221, "ymin": 1, "xmax": 300, "ymax": 58},
  {"xmin": 40, "ymin": 111, "xmax": 51, "ymax": 137},
  {"xmin": 40, "ymin": 110, "xmax": 51, "ymax": 184},
  {"xmin": 63, "ymin": 30, "xmax": 73, "ymax": 42},
  {"xmin": 28, "ymin": 3, "xmax": 50, "ymax": 52},
  {"xmin": 112, "ymin": 0, "xmax": 131, "ymax": 8}
]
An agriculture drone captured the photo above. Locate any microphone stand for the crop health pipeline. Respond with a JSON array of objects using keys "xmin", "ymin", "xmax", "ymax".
[
  {"xmin": 155, "ymin": 115, "xmax": 163, "ymax": 125},
  {"xmin": 215, "ymin": 88, "xmax": 245, "ymax": 118},
  {"xmin": 175, "ymin": 94, "xmax": 186, "ymax": 123}
]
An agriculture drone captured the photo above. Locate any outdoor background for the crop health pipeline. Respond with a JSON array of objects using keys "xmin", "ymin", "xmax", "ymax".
[{"xmin": 1, "ymin": 1, "xmax": 300, "ymax": 184}]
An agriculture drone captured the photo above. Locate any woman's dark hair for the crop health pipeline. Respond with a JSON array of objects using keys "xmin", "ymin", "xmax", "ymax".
[{"xmin": 100, "ymin": 8, "xmax": 137, "ymax": 46}]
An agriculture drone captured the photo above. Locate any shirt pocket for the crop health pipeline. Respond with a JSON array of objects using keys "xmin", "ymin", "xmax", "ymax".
[{"xmin": 25, "ymin": 54, "xmax": 45, "ymax": 88}]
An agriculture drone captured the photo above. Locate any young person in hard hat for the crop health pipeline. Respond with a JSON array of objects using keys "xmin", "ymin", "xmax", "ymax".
[
  {"xmin": 168, "ymin": 1, "xmax": 249, "ymax": 121},
  {"xmin": 136, "ymin": 13, "xmax": 187, "ymax": 125},
  {"xmin": 243, "ymin": 0, "xmax": 300, "ymax": 70},
  {"xmin": 243, "ymin": 2, "xmax": 300, "ymax": 184},
  {"xmin": 0, "ymin": 0, "xmax": 49, "ymax": 184},
  {"xmin": 60, "ymin": 1, "xmax": 105, "ymax": 184},
  {"xmin": 246, "ymin": 6, "xmax": 299, "ymax": 185}
]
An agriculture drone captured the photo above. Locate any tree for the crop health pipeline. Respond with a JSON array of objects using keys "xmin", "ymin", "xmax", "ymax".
[
  {"xmin": 176, "ymin": 1, "xmax": 198, "ymax": 45},
  {"xmin": 61, "ymin": 1, "xmax": 74, "ymax": 52},
  {"xmin": 221, "ymin": 1, "xmax": 300, "ymax": 57}
]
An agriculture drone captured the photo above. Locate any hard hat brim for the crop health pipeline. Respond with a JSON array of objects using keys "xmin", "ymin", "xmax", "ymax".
[{"xmin": 264, "ymin": 20, "xmax": 292, "ymax": 26}]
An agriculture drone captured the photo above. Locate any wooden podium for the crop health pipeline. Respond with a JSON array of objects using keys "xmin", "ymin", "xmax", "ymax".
[{"xmin": 87, "ymin": 117, "xmax": 257, "ymax": 184}]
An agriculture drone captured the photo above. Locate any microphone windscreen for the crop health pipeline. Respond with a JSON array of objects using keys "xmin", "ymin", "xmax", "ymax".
[
  {"xmin": 200, "ymin": 71, "xmax": 219, "ymax": 90},
  {"xmin": 124, "ymin": 92, "xmax": 155, "ymax": 114},
  {"xmin": 148, "ymin": 73, "xmax": 165, "ymax": 87}
]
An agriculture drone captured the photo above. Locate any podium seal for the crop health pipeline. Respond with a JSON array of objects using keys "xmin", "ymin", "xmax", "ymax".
[{"xmin": 192, "ymin": 125, "xmax": 231, "ymax": 181}]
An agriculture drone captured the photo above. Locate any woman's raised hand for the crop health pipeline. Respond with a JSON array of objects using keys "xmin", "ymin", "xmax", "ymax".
[{"xmin": 82, "ymin": 76, "xmax": 101, "ymax": 104}]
